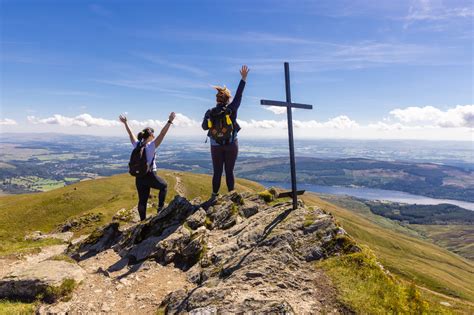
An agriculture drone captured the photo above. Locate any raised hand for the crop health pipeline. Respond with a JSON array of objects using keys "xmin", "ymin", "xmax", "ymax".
[
  {"xmin": 240, "ymin": 65, "xmax": 249, "ymax": 81},
  {"xmin": 119, "ymin": 114, "xmax": 128, "ymax": 124},
  {"xmin": 169, "ymin": 112, "xmax": 176, "ymax": 123}
]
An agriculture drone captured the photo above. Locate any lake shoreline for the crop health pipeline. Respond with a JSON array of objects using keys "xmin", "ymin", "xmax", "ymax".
[{"xmin": 258, "ymin": 181, "xmax": 474, "ymax": 211}]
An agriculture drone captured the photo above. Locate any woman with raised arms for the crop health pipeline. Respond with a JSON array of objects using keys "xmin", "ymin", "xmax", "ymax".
[
  {"xmin": 202, "ymin": 65, "xmax": 249, "ymax": 199},
  {"xmin": 119, "ymin": 112, "xmax": 175, "ymax": 221}
]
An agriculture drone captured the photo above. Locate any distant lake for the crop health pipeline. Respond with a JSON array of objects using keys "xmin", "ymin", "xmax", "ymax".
[{"xmin": 258, "ymin": 181, "xmax": 474, "ymax": 211}]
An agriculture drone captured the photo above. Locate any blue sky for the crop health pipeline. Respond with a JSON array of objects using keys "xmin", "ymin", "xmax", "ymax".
[{"xmin": 1, "ymin": 0, "xmax": 473, "ymax": 140}]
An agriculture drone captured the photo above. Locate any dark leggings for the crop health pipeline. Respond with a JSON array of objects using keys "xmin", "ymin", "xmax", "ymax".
[
  {"xmin": 135, "ymin": 172, "xmax": 168, "ymax": 221},
  {"xmin": 211, "ymin": 140, "xmax": 238, "ymax": 194}
]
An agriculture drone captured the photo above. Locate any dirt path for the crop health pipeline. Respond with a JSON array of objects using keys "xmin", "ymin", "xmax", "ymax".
[
  {"xmin": 173, "ymin": 172, "xmax": 186, "ymax": 196},
  {"xmin": 39, "ymin": 249, "xmax": 192, "ymax": 314},
  {"xmin": 417, "ymin": 285, "xmax": 474, "ymax": 308}
]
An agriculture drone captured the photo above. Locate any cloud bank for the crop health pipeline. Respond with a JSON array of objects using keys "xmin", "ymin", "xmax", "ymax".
[
  {"xmin": 0, "ymin": 118, "xmax": 17, "ymax": 126},
  {"xmin": 389, "ymin": 105, "xmax": 474, "ymax": 128},
  {"xmin": 14, "ymin": 105, "xmax": 473, "ymax": 140}
]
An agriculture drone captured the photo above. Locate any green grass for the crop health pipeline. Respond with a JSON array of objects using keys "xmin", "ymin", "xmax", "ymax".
[
  {"xmin": 4, "ymin": 171, "xmax": 472, "ymax": 312},
  {"xmin": 39, "ymin": 279, "xmax": 77, "ymax": 303},
  {"xmin": 178, "ymin": 172, "xmax": 263, "ymax": 200},
  {"xmin": 36, "ymin": 153, "xmax": 75, "ymax": 161},
  {"xmin": 0, "ymin": 170, "xmax": 263, "ymax": 257},
  {"xmin": 0, "ymin": 238, "xmax": 65, "ymax": 258},
  {"xmin": 319, "ymin": 247, "xmax": 440, "ymax": 314},
  {"xmin": 64, "ymin": 177, "xmax": 80, "ymax": 182},
  {"xmin": 0, "ymin": 300, "xmax": 36, "ymax": 314},
  {"xmin": 303, "ymin": 194, "xmax": 474, "ymax": 310},
  {"xmin": 409, "ymin": 224, "xmax": 474, "ymax": 260},
  {"xmin": 258, "ymin": 190, "xmax": 274, "ymax": 202},
  {"xmin": 9, "ymin": 176, "xmax": 66, "ymax": 192},
  {"xmin": 48, "ymin": 254, "xmax": 77, "ymax": 264}
]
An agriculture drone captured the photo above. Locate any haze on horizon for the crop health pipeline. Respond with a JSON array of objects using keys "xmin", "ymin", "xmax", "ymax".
[{"xmin": 1, "ymin": 0, "xmax": 473, "ymax": 141}]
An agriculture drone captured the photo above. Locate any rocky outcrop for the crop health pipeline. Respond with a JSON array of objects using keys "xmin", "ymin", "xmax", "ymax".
[
  {"xmin": 67, "ymin": 222, "xmax": 122, "ymax": 261},
  {"xmin": 67, "ymin": 191, "xmax": 359, "ymax": 313},
  {"xmin": 159, "ymin": 194, "xmax": 359, "ymax": 314},
  {"xmin": 25, "ymin": 231, "xmax": 74, "ymax": 242},
  {"xmin": 0, "ymin": 260, "xmax": 86, "ymax": 303},
  {"xmin": 58, "ymin": 212, "xmax": 104, "ymax": 232}
]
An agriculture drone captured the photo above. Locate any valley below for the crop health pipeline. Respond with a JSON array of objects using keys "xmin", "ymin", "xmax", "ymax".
[{"xmin": 1, "ymin": 136, "xmax": 473, "ymax": 313}]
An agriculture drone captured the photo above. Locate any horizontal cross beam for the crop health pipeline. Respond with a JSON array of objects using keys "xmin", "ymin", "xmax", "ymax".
[
  {"xmin": 260, "ymin": 99, "xmax": 313, "ymax": 110},
  {"xmin": 277, "ymin": 190, "xmax": 306, "ymax": 198}
]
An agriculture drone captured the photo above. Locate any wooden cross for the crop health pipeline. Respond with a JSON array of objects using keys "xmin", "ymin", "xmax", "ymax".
[{"xmin": 260, "ymin": 62, "xmax": 314, "ymax": 210}]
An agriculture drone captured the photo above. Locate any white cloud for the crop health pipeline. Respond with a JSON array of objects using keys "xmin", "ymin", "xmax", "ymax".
[
  {"xmin": 238, "ymin": 115, "xmax": 359, "ymax": 130},
  {"xmin": 26, "ymin": 113, "xmax": 199, "ymax": 129},
  {"xmin": 405, "ymin": 4, "xmax": 473, "ymax": 22},
  {"xmin": 21, "ymin": 105, "xmax": 472, "ymax": 141},
  {"xmin": 264, "ymin": 106, "xmax": 288, "ymax": 115},
  {"xmin": 389, "ymin": 105, "xmax": 474, "ymax": 128},
  {"xmin": 367, "ymin": 121, "xmax": 406, "ymax": 131},
  {"xmin": 320, "ymin": 115, "xmax": 360, "ymax": 129},
  {"xmin": 28, "ymin": 114, "xmax": 120, "ymax": 127},
  {"xmin": 0, "ymin": 118, "xmax": 17, "ymax": 126},
  {"xmin": 173, "ymin": 113, "xmax": 199, "ymax": 127},
  {"xmin": 237, "ymin": 119, "xmax": 287, "ymax": 129}
]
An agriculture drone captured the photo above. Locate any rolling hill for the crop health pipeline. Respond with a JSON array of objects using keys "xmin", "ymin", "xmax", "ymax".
[
  {"xmin": 302, "ymin": 194, "xmax": 474, "ymax": 312},
  {"xmin": 0, "ymin": 170, "xmax": 262, "ymax": 256},
  {"xmin": 1, "ymin": 170, "xmax": 473, "ymax": 313},
  {"xmin": 236, "ymin": 157, "xmax": 474, "ymax": 202}
]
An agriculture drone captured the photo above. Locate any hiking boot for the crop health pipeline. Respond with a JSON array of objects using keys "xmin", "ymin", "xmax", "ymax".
[{"xmin": 156, "ymin": 205, "xmax": 173, "ymax": 220}]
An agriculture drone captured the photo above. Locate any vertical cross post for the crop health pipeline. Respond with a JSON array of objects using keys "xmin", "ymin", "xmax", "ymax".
[
  {"xmin": 284, "ymin": 62, "xmax": 298, "ymax": 210},
  {"xmin": 260, "ymin": 62, "xmax": 314, "ymax": 210}
]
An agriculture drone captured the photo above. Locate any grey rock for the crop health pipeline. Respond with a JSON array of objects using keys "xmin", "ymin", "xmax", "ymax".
[
  {"xmin": 24, "ymin": 231, "xmax": 74, "ymax": 242},
  {"xmin": 127, "ymin": 236, "xmax": 162, "ymax": 262},
  {"xmin": 160, "ymin": 196, "xmax": 360, "ymax": 314},
  {"xmin": 0, "ymin": 260, "xmax": 85, "ymax": 302},
  {"xmin": 59, "ymin": 212, "xmax": 103, "ymax": 232},
  {"xmin": 240, "ymin": 201, "xmax": 259, "ymax": 218},
  {"xmin": 186, "ymin": 208, "xmax": 206, "ymax": 230},
  {"xmin": 68, "ymin": 222, "xmax": 121, "ymax": 261}
]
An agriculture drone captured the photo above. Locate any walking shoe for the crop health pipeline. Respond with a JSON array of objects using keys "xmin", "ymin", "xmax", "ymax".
[{"xmin": 156, "ymin": 205, "xmax": 173, "ymax": 220}]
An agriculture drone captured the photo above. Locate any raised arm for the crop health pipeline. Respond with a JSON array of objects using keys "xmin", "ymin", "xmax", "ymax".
[
  {"xmin": 154, "ymin": 112, "xmax": 176, "ymax": 148},
  {"xmin": 228, "ymin": 65, "xmax": 249, "ymax": 112},
  {"xmin": 119, "ymin": 115, "xmax": 137, "ymax": 145}
]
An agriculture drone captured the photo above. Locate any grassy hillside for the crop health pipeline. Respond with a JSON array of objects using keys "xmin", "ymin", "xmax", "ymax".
[
  {"xmin": 0, "ymin": 170, "xmax": 263, "ymax": 256},
  {"xmin": 2, "ymin": 172, "xmax": 473, "ymax": 313},
  {"xmin": 302, "ymin": 194, "xmax": 474, "ymax": 308}
]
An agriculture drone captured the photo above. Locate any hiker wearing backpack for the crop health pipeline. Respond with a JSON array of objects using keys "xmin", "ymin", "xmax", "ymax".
[
  {"xmin": 119, "ymin": 112, "xmax": 176, "ymax": 221},
  {"xmin": 202, "ymin": 65, "xmax": 249, "ymax": 198}
]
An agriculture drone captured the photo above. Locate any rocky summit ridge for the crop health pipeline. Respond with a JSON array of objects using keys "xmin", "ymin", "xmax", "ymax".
[{"xmin": 1, "ymin": 190, "xmax": 360, "ymax": 314}]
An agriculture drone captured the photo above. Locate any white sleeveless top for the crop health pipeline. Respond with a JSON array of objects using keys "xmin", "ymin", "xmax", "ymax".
[{"xmin": 133, "ymin": 140, "xmax": 157, "ymax": 171}]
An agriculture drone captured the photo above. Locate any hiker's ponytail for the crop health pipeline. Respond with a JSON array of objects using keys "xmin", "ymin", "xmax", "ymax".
[{"xmin": 137, "ymin": 127, "xmax": 154, "ymax": 142}]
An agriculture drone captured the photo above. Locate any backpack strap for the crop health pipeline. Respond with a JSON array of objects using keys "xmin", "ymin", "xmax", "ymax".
[{"xmin": 141, "ymin": 141, "xmax": 156, "ymax": 171}]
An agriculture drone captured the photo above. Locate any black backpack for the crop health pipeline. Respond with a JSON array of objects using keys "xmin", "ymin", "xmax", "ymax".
[
  {"xmin": 207, "ymin": 106, "xmax": 234, "ymax": 144},
  {"xmin": 128, "ymin": 142, "xmax": 153, "ymax": 177}
]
